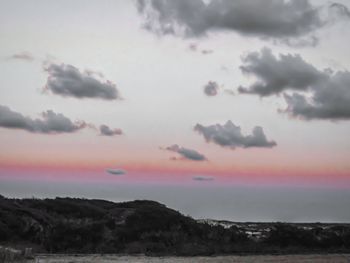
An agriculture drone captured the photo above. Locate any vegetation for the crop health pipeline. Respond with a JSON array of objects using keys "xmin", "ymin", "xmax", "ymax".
[{"xmin": 0, "ymin": 195, "xmax": 349, "ymax": 255}]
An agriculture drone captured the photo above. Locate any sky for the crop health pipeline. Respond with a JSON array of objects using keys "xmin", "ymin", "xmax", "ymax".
[{"xmin": 0, "ymin": 0, "xmax": 350, "ymax": 222}]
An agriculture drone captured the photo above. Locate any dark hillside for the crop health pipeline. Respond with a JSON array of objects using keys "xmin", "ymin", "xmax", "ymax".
[{"xmin": 0, "ymin": 196, "xmax": 350, "ymax": 255}]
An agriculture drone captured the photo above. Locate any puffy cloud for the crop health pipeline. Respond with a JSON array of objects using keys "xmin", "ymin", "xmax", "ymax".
[
  {"xmin": 194, "ymin": 121, "xmax": 276, "ymax": 149},
  {"xmin": 192, "ymin": 175, "xmax": 214, "ymax": 181},
  {"xmin": 238, "ymin": 48, "xmax": 323, "ymax": 96},
  {"xmin": 44, "ymin": 63, "xmax": 121, "ymax": 100},
  {"xmin": 203, "ymin": 81, "xmax": 219, "ymax": 96},
  {"xmin": 106, "ymin": 169, "xmax": 126, "ymax": 175},
  {"xmin": 165, "ymin": 144, "xmax": 207, "ymax": 161},
  {"xmin": 237, "ymin": 48, "xmax": 350, "ymax": 120},
  {"xmin": 283, "ymin": 71, "xmax": 350, "ymax": 120},
  {"xmin": 0, "ymin": 105, "xmax": 86, "ymax": 134},
  {"xmin": 137, "ymin": 0, "xmax": 323, "ymax": 41},
  {"xmin": 9, "ymin": 52, "xmax": 34, "ymax": 61},
  {"xmin": 100, "ymin": 124, "xmax": 123, "ymax": 136}
]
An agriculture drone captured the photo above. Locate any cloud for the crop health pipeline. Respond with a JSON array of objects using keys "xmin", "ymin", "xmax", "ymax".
[
  {"xmin": 137, "ymin": 0, "xmax": 323, "ymax": 42},
  {"xmin": 283, "ymin": 71, "xmax": 350, "ymax": 120},
  {"xmin": 188, "ymin": 43, "xmax": 214, "ymax": 55},
  {"xmin": 9, "ymin": 52, "xmax": 34, "ymax": 61},
  {"xmin": 329, "ymin": 3, "xmax": 350, "ymax": 19},
  {"xmin": 43, "ymin": 63, "xmax": 121, "ymax": 100},
  {"xmin": 100, "ymin": 124, "xmax": 123, "ymax": 136},
  {"xmin": 236, "ymin": 48, "xmax": 350, "ymax": 120},
  {"xmin": 238, "ymin": 48, "xmax": 324, "ymax": 96},
  {"xmin": 192, "ymin": 175, "xmax": 214, "ymax": 181},
  {"xmin": 165, "ymin": 144, "xmax": 207, "ymax": 161},
  {"xmin": 0, "ymin": 105, "xmax": 86, "ymax": 134},
  {"xmin": 203, "ymin": 81, "xmax": 219, "ymax": 96},
  {"xmin": 194, "ymin": 121, "xmax": 276, "ymax": 149},
  {"xmin": 106, "ymin": 169, "xmax": 127, "ymax": 175},
  {"xmin": 201, "ymin": 49, "xmax": 213, "ymax": 55}
]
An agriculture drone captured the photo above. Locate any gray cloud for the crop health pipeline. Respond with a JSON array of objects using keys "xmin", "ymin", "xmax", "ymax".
[
  {"xmin": 188, "ymin": 43, "xmax": 214, "ymax": 55},
  {"xmin": 100, "ymin": 124, "xmax": 123, "ymax": 136},
  {"xmin": 9, "ymin": 52, "xmax": 34, "ymax": 61},
  {"xmin": 137, "ymin": 0, "xmax": 323, "ymax": 41},
  {"xmin": 106, "ymin": 169, "xmax": 127, "ymax": 175},
  {"xmin": 283, "ymin": 71, "xmax": 350, "ymax": 120},
  {"xmin": 204, "ymin": 81, "xmax": 219, "ymax": 96},
  {"xmin": 194, "ymin": 121, "xmax": 276, "ymax": 149},
  {"xmin": 237, "ymin": 48, "xmax": 350, "ymax": 120},
  {"xmin": 201, "ymin": 49, "xmax": 213, "ymax": 55},
  {"xmin": 192, "ymin": 175, "xmax": 214, "ymax": 181},
  {"xmin": 238, "ymin": 48, "xmax": 324, "ymax": 96},
  {"xmin": 0, "ymin": 105, "xmax": 86, "ymax": 134},
  {"xmin": 329, "ymin": 3, "xmax": 350, "ymax": 19},
  {"xmin": 165, "ymin": 144, "xmax": 207, "ymax": 161},
  {"xmin": 44, "ymin": 63, "xmax": 121, "ymax": 100}
]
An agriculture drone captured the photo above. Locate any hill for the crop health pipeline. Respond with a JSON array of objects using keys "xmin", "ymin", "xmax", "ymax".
[{"xmin": 0, "ymin": 195, "xmax": 350, "ymax": 256}]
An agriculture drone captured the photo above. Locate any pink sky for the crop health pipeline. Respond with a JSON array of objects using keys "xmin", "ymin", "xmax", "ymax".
[{"xmin": 0, "ymin": 0, "xmax": 350, "ymax": 194}]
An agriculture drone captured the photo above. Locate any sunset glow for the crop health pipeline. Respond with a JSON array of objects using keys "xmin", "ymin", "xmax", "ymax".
[{"xmin": 1, "ymin": 0, "xmax": 350, "ymax": 222}]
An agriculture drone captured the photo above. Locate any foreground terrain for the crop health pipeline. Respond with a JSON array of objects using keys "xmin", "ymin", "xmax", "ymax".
[
  {"xmin": 28, "ymin": 254, "xmax": 350, "ymax": 263},
  {"xmin": 1, "ymin": 195, "xmax": 350, "ymax": 257}
]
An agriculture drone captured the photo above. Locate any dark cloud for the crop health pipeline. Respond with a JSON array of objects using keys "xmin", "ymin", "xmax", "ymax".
[
  {"xmin": 106, "ymin": 169, "xmax": 126, "ymax": 175},
  {"xmin": 192, "ymin": 175, "xmax": 214, "ymax": 181},
  {"xmin": 44, "ymin": 63, "xmax": 121, "ymax": 100},
  {"xmin": 137, "ymin": 0, "xmax": 323, "ymax": 41},
  {"xmin": 194, "ymin": 121, "xmax": 276, "ymax": 149},
  {"xmin": 100, "ymin": 124, "xmax": 123, "ymax": 136},
  {"xmin": 237, "ymin": 48, "xmax": 350, "ymax": 120},
  {"xmin": 238, "ymin": 48, "xmax": 324, "ymax": 96},
  {"xmin": 283, "ymin": 71, "xmax": 350, "ymax": 120},
  {"xmin": 0, "ymin": 105, "xmax": 86, "ymax": 134},
  {"xmin": 204, "ymin": 81, "xmax": 219, "ymax": 96},
  {"xmin": 165, "ymin": 144, "xmax": 207, "ymax": 161},
  {"xmin": 9, "ymin": 52, "xmax": 34, "ymax": 61}
]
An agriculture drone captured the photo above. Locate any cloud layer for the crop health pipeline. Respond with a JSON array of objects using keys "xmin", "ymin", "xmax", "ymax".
[
  {"xmin": 100, "ymin": 124, "xmax": 123, "ymax": 136},
  {"xmin": 0, "ymin": 105, "xmax": 85, "ymax": 134},
  {"xmin": 194, "ymin": 121, "xmax": 276, "ymax": 149},
  {"xmin": 44, "ymin": 63, "xmax": 121, "ymax": 100},
  {"xmin": 137, "ymin": 0, "xmax": 323, "ymax": 41},
  {"xmin": 166, "ymin": 144, "xmax": 207, "ymax": 161}
]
